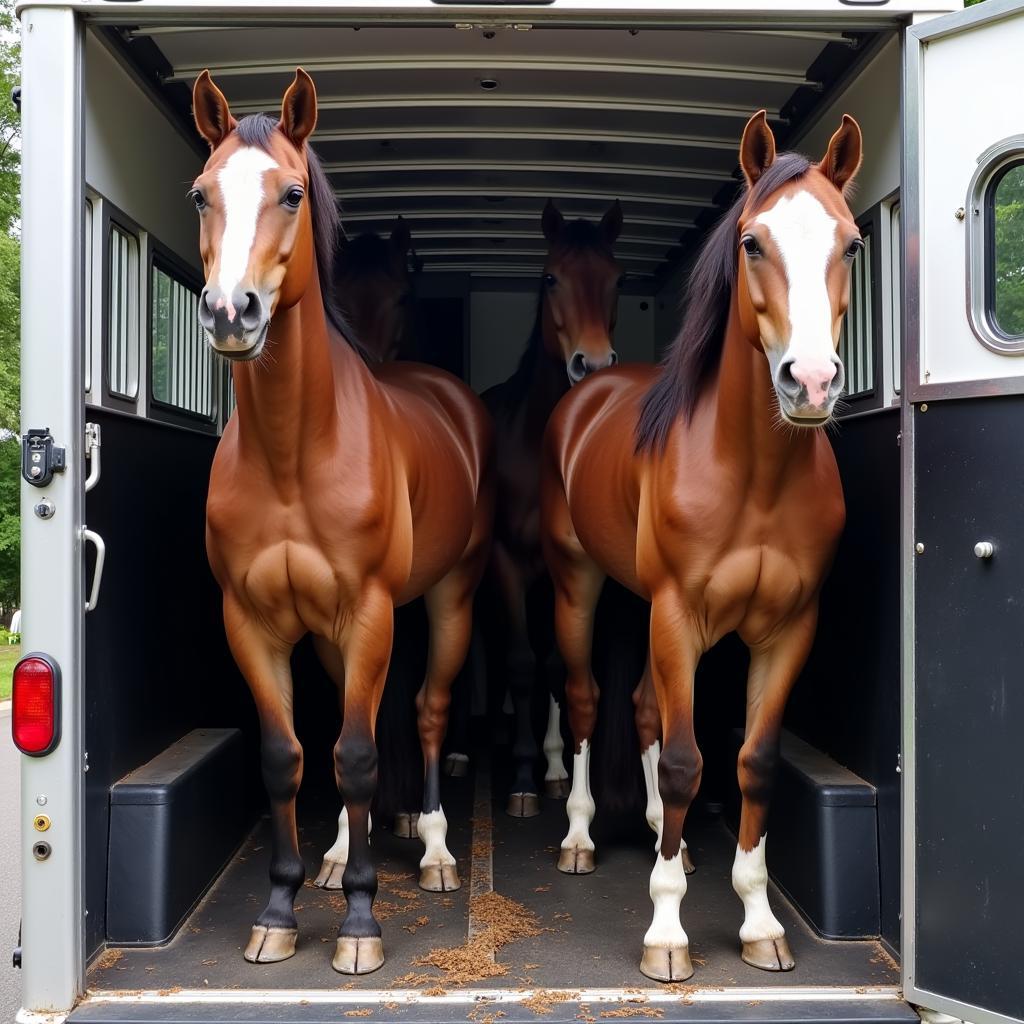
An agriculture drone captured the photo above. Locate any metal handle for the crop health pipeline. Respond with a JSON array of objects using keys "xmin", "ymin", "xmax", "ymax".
[
  {"xmin": 84, "ymin": 422, "xmax": 101, "ymax": 494},
  {"xmin": 82, "ymin": 528, "xmax": 105, "ymax": 613},
  {"xmin": 974, "ymin": 541, "xmax": 995, "ymax": 559}
]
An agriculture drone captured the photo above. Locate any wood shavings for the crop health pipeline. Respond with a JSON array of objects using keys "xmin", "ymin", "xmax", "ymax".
[
  {"xmin": 599, "ymin": 1008, "xmax": 664, "ymax": 1018},
  {"xmin": 391, "ymin": 972, "xmax": 438, "ymax": 988},
  {"xmin": 344, "ymin": 1009, "xmax": 373, "ymax": 1017},
  {"xmin": 95, "ymin": 949, "xmax": 124, "ymax": 970},
  {"xmin": 521, "ymin": 990, "xmax": 576, "ymax": 1015}
]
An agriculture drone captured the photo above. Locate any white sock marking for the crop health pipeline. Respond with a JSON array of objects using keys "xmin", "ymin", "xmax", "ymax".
[
  {"xmin": 321, "ymin": 806, "xmax": 372, "ymax": 868},
  {"xmin": 543, "ymin": 696, "xmax": 568, "ymax": 782},
  {"xmin": 756, "ymin": 190, "xmax": 838, "ymax": 381},
  {"xmin": 644, "ymin": 850, "xmax": 688, "ymax": 949},
  {"xmin": 640, "ymin": 741, "xmax": 663, "ymax": 848},
  {"xmin": 417, "ymin": 808, "xmax": 456, "ymax": 868},
  {"xmin": 216, "ymin": 146, "xmax": 278, "ymax": 312},
  {"xmin": 732, "ymin": 835, "xmax": 785, "ymax": 942},
  {"xmin": 561, "ymin": 739, "xmax": 595, "ymax": 853}
]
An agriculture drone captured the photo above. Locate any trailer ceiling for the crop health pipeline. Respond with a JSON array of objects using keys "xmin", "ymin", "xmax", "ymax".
[{"xmin": 103, "ymin": 18, "xmax": 888, "ymax": 280}]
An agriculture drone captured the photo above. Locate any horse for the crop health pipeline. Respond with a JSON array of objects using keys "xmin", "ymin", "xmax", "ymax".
[
  {"xmin": 481, "ymin": 199, "xmax": 623, "ymax": 816},
  {"xmin": 193, "ymin": 68, "xmax": 493, "ymax": 975},
  {"xmin": 334, "ymin": 220, "xmax": 415, "ymax": 362},
  {"xmin": 540, "ymin": 110, "xmax": 860, "ymax": 982}
]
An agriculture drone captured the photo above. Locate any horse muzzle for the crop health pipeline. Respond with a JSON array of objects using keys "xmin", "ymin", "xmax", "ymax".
[
  {"xmin": 199, "ymin": 285, "xmax": 270, "ymax": 360},
  {"xmin": 567, "ymin": 348, "xmax": 619, "ymax": 385},
  {"xmin": 773, "ymin": 354, "xmax": 844, "ymax": 425}
]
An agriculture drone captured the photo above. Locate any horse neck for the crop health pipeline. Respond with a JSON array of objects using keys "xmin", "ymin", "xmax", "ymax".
[
  {"xmin": 231, "ymin": 275, "xmax": 364, "ymax": 476},
  {"xmin": 709, "ymin": 293, "xmax": 817, "ymax": 492},
  {"xmin": 524, "ymin": 304, "xmax": 569, "ymax": 425}
]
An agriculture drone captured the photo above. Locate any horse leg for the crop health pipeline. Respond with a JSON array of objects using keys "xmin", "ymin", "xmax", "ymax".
[
  {"xmin": 547, "ymin": 532, "xmax": 605, "ymax": 874},
  {"xmin": 416, "ymin": 503, "xmax": 489, "ymax": 889},
  {"xmin": 733, "ymin": 609, "xmax": 816, "ymax": 973},
  {"xmin": 634, "ymin": 658, "xmax": 695, "ymax": 875},
  {"xmin": 493, "ymin": 544, "xmax": 541, "ymax": 817},
  {"xmin": 222, "ymin": 601, "xmax": 303, "ymax": 964},
  {"xmin": 537, "ymin": 620, "xmax": 569, "ymax": 799},
  {"xmin": 332, "ymin": 587, "xmax": 393, "ymax": 976},
  {"xmin": 640, "ymin": 589, "xmax": 701, "ymax": 983}
]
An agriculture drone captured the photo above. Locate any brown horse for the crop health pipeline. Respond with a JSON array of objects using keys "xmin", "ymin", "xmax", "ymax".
[
  {"xmin": 194, "ymin": 69, "xmax": 492, "ymax": 975},
  {"xmin": 482, "ymin": 199, "xmax": 623, "ymax": 815},
  {"xmin": 541, "ymin": 111, "xmax": 860, "ymax": 982},
  {"xmin": 334, "ymin": 220, "xmax": 415, "ymax": 362}
]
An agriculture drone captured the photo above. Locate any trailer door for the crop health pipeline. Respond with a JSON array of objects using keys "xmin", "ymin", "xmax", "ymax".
[{"xmin": 905, "ymin": 3, "xmax": 1024, "ymax": 1024}]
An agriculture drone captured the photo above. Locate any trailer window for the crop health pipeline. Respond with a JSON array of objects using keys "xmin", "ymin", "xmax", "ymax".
[
  {"xmin": 107, "ymin": 223, "xmax": 141, "ymax": 400},
  {"xmin": 150, "ymin": 258, "xmax": 214, "ymax": 420},
  {"xmin": 839, "ymin": 231, "xmax": 874, "ymax": 398},
  {"xmin": 987, "ymin": 160, "xmax": 1024, "ymax": 340},
  {"xmin": 84, "ymin": 197, "xmax": 93, "ymax": 396}
]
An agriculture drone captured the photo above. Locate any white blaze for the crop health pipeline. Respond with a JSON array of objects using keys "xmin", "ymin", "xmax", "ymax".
[
  {"xmin": 755, "ymin": 190, "xmax": 838, "ymax": 377},
  {"xmin": 216, "ymin": 146, "xmax": 278, "ymax": 316},
  {"xmin": 732, "ymin": 834, "xmax": 786, "ymax": 942}
]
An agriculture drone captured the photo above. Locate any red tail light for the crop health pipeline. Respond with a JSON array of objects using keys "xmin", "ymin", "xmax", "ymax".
[{"xmin": 12, "ymin": 654, "xmax": 61, "ymax": 756}]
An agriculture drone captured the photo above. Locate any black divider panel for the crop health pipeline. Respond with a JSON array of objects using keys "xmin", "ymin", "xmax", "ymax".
[
  {"xmin": 787, "ymin": 408, "xmax": 901, "ymax": 949},
  {"xmin": 84, "ymin": 410, "xmax": 256, "ymax": 956}
]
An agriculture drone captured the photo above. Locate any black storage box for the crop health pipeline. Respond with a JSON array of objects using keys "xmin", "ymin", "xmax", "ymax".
[
  {"xmin": 728, "ymin": 728, "xmax": 880, "ymax": 939},
  {"xmin": 107, "ymin": 728, "xmax": 246, "ymax": 945}
]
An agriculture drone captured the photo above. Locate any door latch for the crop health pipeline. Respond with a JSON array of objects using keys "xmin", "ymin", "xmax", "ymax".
[{"xmin": 21, "ymin": 428, "xmax": 66, "ymax": 487}]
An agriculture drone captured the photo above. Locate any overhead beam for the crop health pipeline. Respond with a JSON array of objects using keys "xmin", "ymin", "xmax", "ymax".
[
  {"xmin": 168, "ymin": 54, "xmax": 817, "ymax": 88},
  {"xmin": 334, "ymin": 186, "xmax": 719, "ymax": 208},
  {"xmin": 354, "ymin": 229, "xmax": 674, "ymax": 247},
  {"xmin": 322, "ymin": 159, "xmax": 735, "ymax": 182},
  {"xmin": 415, "ymin": 247, "xmax": 664, "ymax": 263},
  {"xmin": 339, "ymin": 209, "xmax": 697, "ymax": 230},
  {"xmin": 226, "ymin": 94, "xmax": 789, "ymax": 122}
]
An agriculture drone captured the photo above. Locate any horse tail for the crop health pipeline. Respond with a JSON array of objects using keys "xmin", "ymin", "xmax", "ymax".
[
  {"xmin": 373, "ymin": 600, "xmax": 426, "ymax": 820},
  {"xmin": 589, "ymin": 580, "xmax": 649, "ymax": 821}
]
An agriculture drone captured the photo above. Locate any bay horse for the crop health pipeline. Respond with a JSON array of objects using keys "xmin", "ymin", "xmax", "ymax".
[
  {"xmin": 194, "ymin": 69, "xmax": 492, "ymax": 975},
  {"xmin": 482, "ymin": 199, "xmax": 623, "ymax": 816},
  {"xmin": 541, "ymin": 111, "xmax": 860, "ymax": 981},
  {"xmin": 334, "ymin": 220, "xmax": 415, "ymax": 362}
]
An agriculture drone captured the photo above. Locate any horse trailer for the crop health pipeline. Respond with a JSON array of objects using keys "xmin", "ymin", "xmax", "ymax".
[{"xmin": 13, "ymin": 1, "xmax": 1024, "ymax": 1022}]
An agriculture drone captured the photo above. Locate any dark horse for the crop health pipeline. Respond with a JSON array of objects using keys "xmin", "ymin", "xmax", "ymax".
[{"xmin": 483, "ymin": 200, "xmax": 624, "ymax": 816}]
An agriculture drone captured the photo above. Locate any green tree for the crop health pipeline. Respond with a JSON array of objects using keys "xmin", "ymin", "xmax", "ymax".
[{"xmin": 0, "ymin": 0, "xmax": 21, "ymax": 614}]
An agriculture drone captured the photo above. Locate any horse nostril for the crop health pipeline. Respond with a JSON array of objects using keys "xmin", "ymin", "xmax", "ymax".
[
  {"xmin": 776, "ymin": 358, "xmax": 801, "ymax": 399},
  {"xmin": 239, "ymin": 291, "xmax": 263, "ymax": 332},
  {"xmin": 567, "ymin": 351, "xmax": 588, "ymax": 383},
  {"xmin": 607, "ymin": 350, "xmax": 619, "ymax": 368},
  {"xmin": 198, "ymin": 288, "xmax": 216, "ymax": 331}
]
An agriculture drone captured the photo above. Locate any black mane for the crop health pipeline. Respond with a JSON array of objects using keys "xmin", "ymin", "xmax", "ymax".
[
  {"xmin": 233, "ymin": 113, "xmax": 371, "ymax": 362},
  {"xmin": 334, "ymin": 231, "xmax": 401, "ymax": 280},
  {"xmin": 634, "ymin": 152, "xmax": 812, "ymax": 452}
]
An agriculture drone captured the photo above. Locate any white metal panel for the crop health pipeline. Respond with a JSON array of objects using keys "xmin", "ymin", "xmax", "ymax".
[{"xmin": 911, "ymin": 1, "xmax": 1024, "ymax": 392}]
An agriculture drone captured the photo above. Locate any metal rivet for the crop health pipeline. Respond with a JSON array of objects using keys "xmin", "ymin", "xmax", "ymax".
[
  {"xmin": 974, "ymin": 541, "xmax": 995, "ymax": 559},
  {"xmin": 35, "ymin": 795, "xmax": 47, "ymax": 806},
  {"xmin": 33, "ymin": 814, "xmax": 51, "ymax": 832},
  {"xmin": 915, "ymin": 542, "xmax": 925, "ymax": 554},
  {"xmin": 955, "ymin": 207, "xmax": 966, "ymax": 221},
  {"xmin": 920, "ymin": 403, "xmax": 928, "ymax": 412},
  {"xmin": 34, "ymin": 499, "xmax": 55, "ymax": 520}
]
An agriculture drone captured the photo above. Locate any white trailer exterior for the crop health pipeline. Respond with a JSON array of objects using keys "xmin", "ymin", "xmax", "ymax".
[{"xmin": 13, "ymin": 2, "xmax": 1024, "ymax": 1023}]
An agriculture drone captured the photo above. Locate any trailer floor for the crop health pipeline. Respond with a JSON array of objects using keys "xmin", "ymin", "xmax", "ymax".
[{"xmin": 86, "ymin": 764, "xmax": 898, "ymax": 996}]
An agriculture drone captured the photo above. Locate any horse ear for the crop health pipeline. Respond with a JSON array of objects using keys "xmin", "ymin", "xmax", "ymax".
[
  {"xmin": 542, "ymin": 199, "xmax": 565, "ymax": 243},
  {"xmin": 819, "ymin": 114, "xmax": 863, "ymax": 195},
  {"xmin": 601, "ymin": 200, "xmax": 623, "ymax": 245},
  {"xmin": 279, "ymin": 68, "xmax": 318, "ymax": 147},
  {"xmin": 193, "ymin": 70, "xmax": 236, "ymax": 150},
  {"xmin": 739, "ymin": 109, "xmax": 776, "ymax": 189}
]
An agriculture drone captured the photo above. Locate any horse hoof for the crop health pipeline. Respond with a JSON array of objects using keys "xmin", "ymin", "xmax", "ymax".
[
  {"xmin": 393, "ymin": 812, "xmax": 420, "ymax": 839},
  {"xmin": 506, "ymin": 792, "xmax": 540, "ymax": 818},
  {"xmin": 314, "ymin": 858, "xmax": 346, "ymax": 890},
  {"xmin": 640, "ymin": 944, "xmax": 694, "ymax": 983},
  {"xmin": 741, "ymin": 937, "xmax": 795, "ymax": 972},
  {"xmin": 683, "ymin": 848, "xmax": 696, "ymax": 875},
  {"xmin": 419, "ymin": 862, "xmax": 462, "ymax": 892},
  {"xmin": 332, "ymin": 936, "xmax": 384, "ymax": 975},
  {"xmin": 443, "ymin": 753, "xmax": 469, "ymax": 778},
  {"xmin": 244, "ymin": 925, "xmax": 297, "ymax": 964},
  {"xmin": 557, "ymin": 847, "xmax": 595, "ymax": 874},
  {"xmin": 544, "ymin": 778, "xmax": 570, "ymax": 799}
]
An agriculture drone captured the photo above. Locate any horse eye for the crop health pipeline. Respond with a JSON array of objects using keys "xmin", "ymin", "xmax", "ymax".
[
  {"xmin": 283, "ymin": 187, "xmax": 304, "ymax": 209},
  {"xmin": 845, "ymin": 238, "xmax": 865, "ymax": 259},
  {"xmin": 189, "ymin": 189, "xmax": 206, "ymax": 212},
  {"xmin": 543, "ymin": 273, "xmax": 557, "ymax": 287},
  {"xmin": 741, "ymin": 236, "xmax": 760, "ymax": 257}
]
